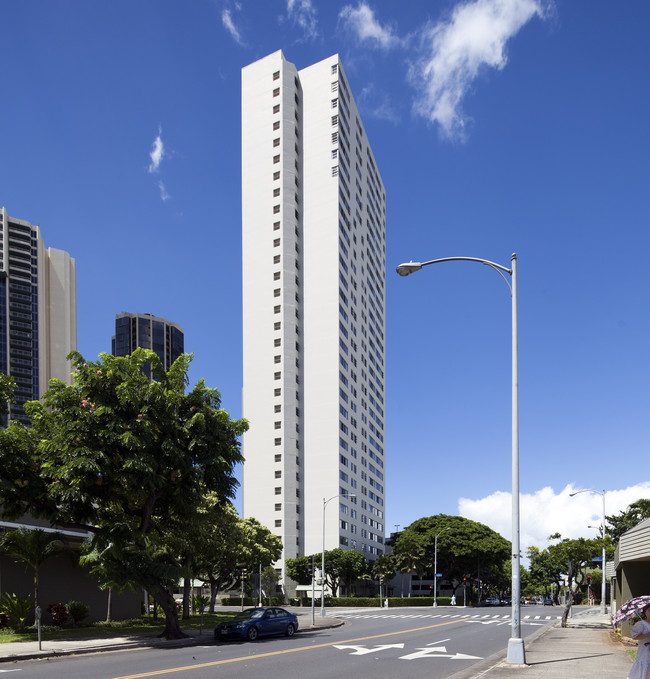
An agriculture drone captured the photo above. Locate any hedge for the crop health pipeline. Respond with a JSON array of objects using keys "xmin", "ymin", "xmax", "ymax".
[
  {"xmin": 221, "ymin": 597, "xmax": 286, "ymax": 607},
  {"xmin": 292, "ymin": 596, "xmax": 455, "ymax": 607}
]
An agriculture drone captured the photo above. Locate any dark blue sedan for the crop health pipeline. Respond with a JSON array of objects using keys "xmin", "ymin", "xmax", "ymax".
[{"xmin": 214, "ymin": 607, "xmax": 299, "ymax": 641}]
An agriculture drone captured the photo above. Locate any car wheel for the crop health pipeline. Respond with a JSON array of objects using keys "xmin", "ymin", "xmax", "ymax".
[
  {"xmin": 247, "ymin": 626, "xmax": 259, "ymax": 641},
  {"xmin": 286, "ymin": 623, "xmax": 295, "ymax": 637}
]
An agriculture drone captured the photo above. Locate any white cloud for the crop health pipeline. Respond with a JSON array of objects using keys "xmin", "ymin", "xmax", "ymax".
[
  {"xmin": 287, "ymin": 0, "xmax": 318, "ymax": 40},
  {"xmin": 157, "ymin": 180, "xmax": 170, "ymax": 202},
  {"xmin": 358, "ymin": 84, "xmax": 400, "ymax": 124},
  {"xmin": 148, "ymin": 128, "xmax": 165, "ymax": 174},
  {"xmin": 222, "ymin": 8, "xmax": 244, "ymax": 45},
  {"xmin": 410, "ymin": 0, "xmax": 548, "ymax": 139},
  {"xmin": 339, "ymin": 3, "xmax": 399, "ymax": 49},
  {"xmin": 459, "ymin": 482, "xmax": 650, "ymax": 558}
]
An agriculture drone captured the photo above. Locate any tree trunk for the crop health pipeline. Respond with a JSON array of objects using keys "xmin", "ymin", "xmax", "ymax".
[
  {"xmin": 154, "ymin": 588, "xmax": 188, "ymax": 640},
  {"xmin": 209, "ymin": 581, "xmax": 218, "ymax": 613},
  {"xmin": 561, "ymin": 586, "xmax": 575, "ymax": 627},
  {"xmin": 182, "ymin": 575, "xmax": 191, "ymax": 620},
  {"xmin": 106, "ymin": 587, "xmax": 113, "ymax": 622}
]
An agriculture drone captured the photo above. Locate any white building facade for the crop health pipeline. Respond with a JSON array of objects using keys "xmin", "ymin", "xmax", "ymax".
[{"xmin": 242, "ymin": 51, "xmax": 386, "ymax": 591}]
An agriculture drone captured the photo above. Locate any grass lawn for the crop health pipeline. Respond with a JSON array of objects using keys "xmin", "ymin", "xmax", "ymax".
[{"xmin": 0, "ymin": 611, "xmax": 238, "ymax": 644}]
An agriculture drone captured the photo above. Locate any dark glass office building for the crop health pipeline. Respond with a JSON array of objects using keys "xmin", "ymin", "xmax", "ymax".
[{"xmin": 111, "ymin": 312, "xmax": 184, "ymax": 380}]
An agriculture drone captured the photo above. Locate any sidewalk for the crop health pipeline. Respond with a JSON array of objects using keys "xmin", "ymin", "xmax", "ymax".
[
  {"xmin": 0, "ymin": 610, "xmax": 343, "ymax": 662},
  {"xmin": 451, "ymin": 609, "xmax": 633, "ymax": 679}
]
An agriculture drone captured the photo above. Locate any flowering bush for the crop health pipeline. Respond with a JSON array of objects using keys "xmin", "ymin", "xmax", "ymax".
[{"xmin": 47, "ymin": 602, "xmax": 69, "ymax": 626}]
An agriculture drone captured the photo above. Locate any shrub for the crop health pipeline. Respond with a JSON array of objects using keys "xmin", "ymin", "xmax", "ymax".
[
  {"xmin": 192, "ymin": 595, "xmax": 210, "ymax": 613},
  {"xmin": 0, "ymin": 593, "xmax": 33, "ymax": 631},
  {"xmin": 66, "ymin": 600, "xmax": 90, "ymax": 624},
  {"xmin": 220, "ymin": 596, "xmax": 286, "ymax": 607},
  {"xmin": 47, "ymin": 602, "xmax": 69, "ymax": 626}
]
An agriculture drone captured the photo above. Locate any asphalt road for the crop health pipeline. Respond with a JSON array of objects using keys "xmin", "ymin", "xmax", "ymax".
[{"xmin": 4, "ymin": 605, "xmax": 562, "ymax": 679}]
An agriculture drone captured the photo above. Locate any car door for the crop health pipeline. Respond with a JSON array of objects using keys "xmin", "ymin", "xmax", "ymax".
[{"xmin": 259, "ymin": 608, "xmax": 277, "ymax": 636}]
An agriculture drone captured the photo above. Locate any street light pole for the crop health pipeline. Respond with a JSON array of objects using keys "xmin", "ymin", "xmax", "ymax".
[
  {"xmin": 433, "ymin": 527, "xmax": 450, "ymax": 607},
  {"xmin": 397, "ymin": 253, "xmax": 525, "ymax": 665},
  {"xmin": 321, "ymin": 493, "xmax": 355, "ymax": 616},
  {"xmin": 570, "ymin": 489, "xmax": 607, "ymax": 614}
]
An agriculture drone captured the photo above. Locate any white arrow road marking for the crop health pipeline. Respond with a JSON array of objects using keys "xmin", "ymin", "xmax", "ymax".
[
  {"xmin": 399, "ymin": 647, "xmax": 483, "ymax": 661},
  {"xmin": 0, "ymin": 670, "xmax": 21, "ymax": 673},
  {"xmin": 333, "ymin": 643, "xmax": 405, "ymax": 656}
]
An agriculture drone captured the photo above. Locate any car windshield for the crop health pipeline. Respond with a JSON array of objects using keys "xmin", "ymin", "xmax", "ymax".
[{"xmin": 233, "ymin": 608, "xmax": 266, "ymax": 621}]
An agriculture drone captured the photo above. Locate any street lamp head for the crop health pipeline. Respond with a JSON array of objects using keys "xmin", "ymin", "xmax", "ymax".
[{"xmin": 396, "ymin": 261, "xmax": 423, "ymax": 276}]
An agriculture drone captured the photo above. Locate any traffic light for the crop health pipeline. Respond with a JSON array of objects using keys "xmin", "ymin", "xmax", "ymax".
[
  {"xmin": 242, "ymin": 567, "xmax": 247, "ymax": 578},
  {"xmin": 308, "ymin": 555, "xmax": 314, "ymax": 577}
]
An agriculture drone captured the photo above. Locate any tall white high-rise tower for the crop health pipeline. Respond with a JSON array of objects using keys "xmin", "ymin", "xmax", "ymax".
[
  {"xmin": 0, "ymin": 207, "xmax": 76, "ymax": 423},
  {"xmin": 242, "ymin": 51, "xmax": 386, "ymax": 593}
]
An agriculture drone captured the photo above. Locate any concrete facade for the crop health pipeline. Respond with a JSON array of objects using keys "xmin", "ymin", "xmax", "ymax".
[{"xmin": 241, "ymin": 51, "xmax": 387, "ymax": 592}]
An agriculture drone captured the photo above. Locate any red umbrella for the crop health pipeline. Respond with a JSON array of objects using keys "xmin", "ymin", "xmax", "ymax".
[{"xmin": 612, "ymin": 596, "xmax": 650, "ymax": 626}]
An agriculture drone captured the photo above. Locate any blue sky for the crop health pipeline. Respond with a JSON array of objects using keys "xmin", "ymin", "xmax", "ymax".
[{"xmin": 2, "ymin": 0, "xmax": 649, "ymax": 554}]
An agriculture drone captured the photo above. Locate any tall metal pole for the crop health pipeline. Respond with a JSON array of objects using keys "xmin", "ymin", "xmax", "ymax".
[
  {"xmin": 396, "ymin": 253, "xmax": 525, "ymax": 665},
  {"xmin": 507, "ymin": 253, "xmax": 525, "ymax": 664},
  {"xmin": 601, "ymin": 491, "xmax": 607, "ymax": 614},
  {"xmin": 321, "ymin": 497, "xmax": 326, "ymax": 616},
  {"xmin": 433, "ymin": 534, "xmax": 439, "ymax": 607},
  {"xmin": 433, "ymin": 527, "xmax": 449, "ymax": 607}
]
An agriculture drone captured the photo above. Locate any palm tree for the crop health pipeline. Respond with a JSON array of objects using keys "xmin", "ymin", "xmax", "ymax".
[{"xmin": 0, "ymin": 527, "xmax": 74, "ymax": 617}]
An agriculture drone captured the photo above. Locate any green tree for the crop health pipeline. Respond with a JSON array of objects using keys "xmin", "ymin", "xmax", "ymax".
[
  {"xmin": 526, "ymin": 545, "xmax": 563, "ymax": 601},
  {"xmin": 0, "ymin": 349, "xmax": 247, "ymax": 639},
  {"xmin": 372, "ymin": 554, "xmax": 396, "ymax": 596},
  {"xmin": 397, "ymin": 515, "xmax": 511, "ymax": 600},
  {"xmin": 606, "ymin": 499, "xmax": 650, "ymax": 542},
  {"xmin": 285, "ymin": 555, "xmax": 311, "ymax": 585},
  {"xmin": 392, "ymin": 532, "xmax": 425, "ymax": 596},
  {"xmin": 0, "ymin": 373, "xmax": 15, "ymax": 418},
  {"xmin": 192, "ymin": 501, "xmax": 244, "ymax": 612},
  {"xmin": 238, "ymin": 517, "xmax": 283, "ymax": 574},
  {"xmin": 260, "ymin": 566, "xmax": 281, "ymax": 603},
  {"xmin": 546, "ymin": 534, "xmax": 600, "ymax": 626},
  {"xmin": 330, "ymin": 549, "xmax": 367, "ymax": 595}
]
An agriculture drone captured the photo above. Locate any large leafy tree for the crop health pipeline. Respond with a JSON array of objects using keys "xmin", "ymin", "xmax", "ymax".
[
  {"xmin": 395, "ymin": 515, "xmax": 511, "ymax": 600},
  {"xmin": 238, "ymin": 518, "xmax": 283, "ymax": 574},
  {"xmin": 526, "ymin": 545, "xmax": 563, "ymax": 601},
  {"xmin": 0, "ymin": 350, "xmax": 247, "ymax": 639},
  {"xmin": 546, "ymin": 534, "xmax": 600, "ymax": 627},
  {"xmin": 285, "ymin": 549, "xmax": 367, "ymax": 596},
  {"xmin": 192, "ymin": 501, "xmax": 245, "ymax": 612},
  {"xmin": 606, "ymin": 499, "xmax": 650, "ymax": 542},
  {"xmin": 285, "ymin": 555, "xmax": 311, "ymax": 586}
]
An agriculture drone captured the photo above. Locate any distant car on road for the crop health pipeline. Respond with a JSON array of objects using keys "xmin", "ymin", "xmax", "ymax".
[
  {"xmin": 214, "ymin": 607, "xmax": 298, "ymax": 641},
  {"xmin": 483, "ymin": 597, "xmax": 501, "ymax": 606},
  {"xmin": 501, "ymin": 597, "xmax": 512, "ymax": 606},
  {"xmin": 543, "ymin": 598, "xmax": 554, "ymax": 605}
]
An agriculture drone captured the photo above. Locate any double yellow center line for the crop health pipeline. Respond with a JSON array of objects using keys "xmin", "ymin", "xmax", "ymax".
[{"xmin": 113, "ymin": 617, "xmax": 470, "ymax": 678}]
